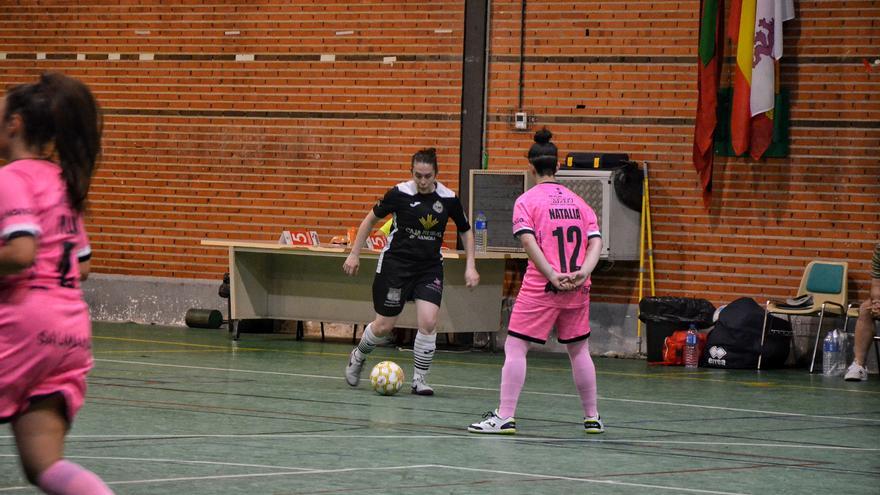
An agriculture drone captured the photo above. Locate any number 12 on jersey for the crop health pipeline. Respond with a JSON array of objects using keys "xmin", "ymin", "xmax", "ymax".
[{"xmin": 551, "ymin": 226, "xmax": 582, "ymax": 273}]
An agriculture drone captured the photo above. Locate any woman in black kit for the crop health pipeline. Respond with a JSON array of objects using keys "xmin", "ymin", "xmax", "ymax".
[{"xmin": 342, "ymin": 148, "xmax": 479, "ymax": 395}]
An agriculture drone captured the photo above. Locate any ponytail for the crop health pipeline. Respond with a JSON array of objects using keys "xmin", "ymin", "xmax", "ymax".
[{"xmin": 4, "ymin": 73, "xmax": 101, "ymax": 212}]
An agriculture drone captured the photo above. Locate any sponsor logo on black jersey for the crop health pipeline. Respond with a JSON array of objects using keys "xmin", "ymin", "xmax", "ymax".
[
  {"xmin": 427, "ymin": 277, "xmax": 443, "ymax": 293},
  {"xmin": 419, "ymin": 214, "xmax": 439, "ymax": 230},
  {"xmin": 384, "ymin": 288, "xmax": 402, "ymax": 307}
]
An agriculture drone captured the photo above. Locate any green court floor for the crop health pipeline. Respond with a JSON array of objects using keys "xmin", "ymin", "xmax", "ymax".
[{"xmin": 2, "ymin": 322, "xmax": 878, "ymax": 494}]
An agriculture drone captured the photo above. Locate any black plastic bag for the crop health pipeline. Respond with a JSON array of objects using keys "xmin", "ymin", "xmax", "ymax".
[
  {"xmin": 638, "ymin": 296, "xmax": 716, "ymax": 328},
  {"xmin": 612, "ymin": 162, "xmax": 643, "ymax": 213}
]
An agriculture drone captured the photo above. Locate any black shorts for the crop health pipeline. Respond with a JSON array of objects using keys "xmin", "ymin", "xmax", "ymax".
[{"xmin": 372, "ymin": 257, "xmax": 444, "ymax": 317}]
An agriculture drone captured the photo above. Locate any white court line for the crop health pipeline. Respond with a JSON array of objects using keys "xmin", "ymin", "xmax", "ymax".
[
  {"xmin": 1, "ymin": 433, "xmax": 876, "ymax": 452},
  {"xmin": 432, "ymin": 464, "xmax": 750, "ymax": 495},
  {"xmin": 0, "ymin": 454, "xmax": 309, "ymax": 471},
  {"xmin": 96, "ymin": 358, "xmax": 880, "ymax": 424},
  {"xmin": 0, "ymin": 460, "xmax": 749, "ymax": 494},
  {"xmin": 0, "ymin": 465, "xmax": 434, "ymax": 491},
  {"xmin": 582, "ymin": 396, "xmax": 880, "ymax": 424},
  {"xmin": 97, "ymin": 358, "xmax": 335, "ymax": 380}
]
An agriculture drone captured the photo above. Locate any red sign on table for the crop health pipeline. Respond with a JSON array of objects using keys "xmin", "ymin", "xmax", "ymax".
[
  {"xmin": 279, "ymin": 230, "xmax": 319, "ymax": 246},
  {"xmin": 366, "ymin": 233, "xmax": 387, "ymax": 251}
]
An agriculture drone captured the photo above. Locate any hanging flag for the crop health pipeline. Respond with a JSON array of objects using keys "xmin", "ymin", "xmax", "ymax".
[
  {"xmin": 748, "ymin": 0, "xmax": 795, "ymax": 159},
  {"xmin": 692, "ymin": 0, "xmax": 724, "ymax": 206},
  {"xmin": 727, "ymin": 0, "xmax": 742, "ymax": 42},
  {"xmin": 730, "ymin": 0, "xmax": 757, "ymax": 156}
]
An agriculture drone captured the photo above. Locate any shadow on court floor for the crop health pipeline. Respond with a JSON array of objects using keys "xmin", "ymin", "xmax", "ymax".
[{"xmin": 2, "ymin": 321, "xmax": 878, "ymax": 494}]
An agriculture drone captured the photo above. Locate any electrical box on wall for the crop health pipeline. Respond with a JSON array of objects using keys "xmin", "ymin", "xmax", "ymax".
[
  {"xmin": 514, "ymin": 112, "xmax": 528, "ymax": 130},
  {"xmin": 555, "ymin": 169, "xmax": 641, "ymax": 260},
  {"xmin": 469, "ymin": 169, "xmax": 534, "ymax": 251}
]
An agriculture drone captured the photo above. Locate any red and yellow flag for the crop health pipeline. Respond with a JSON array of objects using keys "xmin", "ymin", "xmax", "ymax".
[
  {"xmin": 731, "ymin": 0, "xmax": 795, "ymax": 159},
  {"xmin": 730, "ymin": 0, "xmax": 757, "ymax": 156},
  {"xmin": 692, "ymin": 0, "xmax": 724, "ymax": 206}
]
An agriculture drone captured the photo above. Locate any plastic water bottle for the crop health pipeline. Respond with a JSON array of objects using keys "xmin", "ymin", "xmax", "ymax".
[
  {"xmin": 833, "ymin": 329, "xmax": 847, "ymax": 374},
  {"xmin": 822, "ymin": 329, "xmax": 843, "ymax": 376},
  {"xmin": 839, "ymin": 330, "xmax": 850, "ymax": 368},
  {"xmin": 684, "ymin": 324, "xmax": 699, "ymax": 368},
  {"xmin": 474, "ymin": 211, "xmax": 488, "ymax": 252}
]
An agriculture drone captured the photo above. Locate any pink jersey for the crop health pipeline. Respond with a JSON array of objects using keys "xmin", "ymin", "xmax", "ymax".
[
  {"xmin": 512, "ymin": 182, "xmax": 600, "ymax": 308},
  {"xmin": 0, "ymin": 159, "xmax": 93, "ymax": 422},
  {"xmin": 0, "ymin": 159, "xmax": 91, "ymax": 302}
]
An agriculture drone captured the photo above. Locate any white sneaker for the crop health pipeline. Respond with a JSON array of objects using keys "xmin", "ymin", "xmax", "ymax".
[
  {"xmin": 468, "ymin": 410, "xmax": 516, "ymax": 434},
  {"xmin": 584, "ymin": 416, "xmax": 605, "ymax": 434},
  {"xmin": 344, "ymin": 349, "xmax": 364, "ymax": 386},
  {"xmin": 411, "ymin": 375, "xmax": 434, "ymax": 396},
  {"xmin": 844, "ymin": 362, "xmax": 868, "ymax": 382}
]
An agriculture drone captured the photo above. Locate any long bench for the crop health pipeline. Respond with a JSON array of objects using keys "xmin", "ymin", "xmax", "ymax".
[{"xmin": 201, "ymin": 239, "xmax": 526, "ymax": 340}]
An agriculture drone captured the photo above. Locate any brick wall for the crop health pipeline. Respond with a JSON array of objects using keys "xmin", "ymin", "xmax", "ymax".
[
  {"xmin": 1, "ymin": 1, "xmax": 877, "ymax": 306},
  {"xmin": 0, "ymin": 0, "xmax": 466, "ymax": 278},
  {"xmin": 485, "ymin": 0, "xmax": 880, "ymax": 306}
]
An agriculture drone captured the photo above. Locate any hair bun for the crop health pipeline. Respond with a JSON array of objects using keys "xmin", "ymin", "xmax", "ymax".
[{"xmin": 533, "ymin": 128, "xmax": 552, "ymax": 145}]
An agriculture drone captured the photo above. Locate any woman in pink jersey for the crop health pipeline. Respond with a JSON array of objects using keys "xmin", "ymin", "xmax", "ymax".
[
  {"xmin": 468, "ymin": 128, "xmax": 605, "ymax": 435},
  {"xmin": 0, "ymin": 73, "xmax": 113, "ymax": 494}
]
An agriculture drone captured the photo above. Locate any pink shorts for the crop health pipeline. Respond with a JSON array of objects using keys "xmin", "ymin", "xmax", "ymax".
[
  {"xmin": 507, "ymin": 297, "xmax": 591, "ymax": 345},
  {"xmin": 0, "ymin": 290, "xmax": 93, "ymax": 423}
]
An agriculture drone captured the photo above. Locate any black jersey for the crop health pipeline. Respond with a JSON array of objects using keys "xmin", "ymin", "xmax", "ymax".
[{"xmin": 372, "ymin": 180, "xmax": 471, "ymax": 267}]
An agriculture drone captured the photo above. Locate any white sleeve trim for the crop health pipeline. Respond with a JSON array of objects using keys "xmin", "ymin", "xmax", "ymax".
[
  {"xmin": 2, "ymin": 223, "xmax": 41, "ymax": 238},
  {"xmin": 76, "ymin": 245, "xmax": 92, "ymax": 260}
]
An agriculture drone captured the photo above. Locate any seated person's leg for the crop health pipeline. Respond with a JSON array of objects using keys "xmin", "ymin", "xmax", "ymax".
[{"xmin": 845, "ymin": 299, "xmax": 876, "ymax": 381}]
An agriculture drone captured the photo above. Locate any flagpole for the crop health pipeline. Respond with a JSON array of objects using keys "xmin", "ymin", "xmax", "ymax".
[
  {"xmin": 644, "ymin": 162, "xmax": 655, "ymax": 298},
  {"xmin": 637, "ymin": 168, "xmax": 646, "ymax": 355},
  {"xmin": 636, "ymin": 162, "xmax": 655, "ymax": 356}
]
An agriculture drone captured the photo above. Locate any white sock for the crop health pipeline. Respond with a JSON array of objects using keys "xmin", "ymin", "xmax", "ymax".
[{"xmin": 412, "ymin": 331, "xmax": 437, "ymax": 380}]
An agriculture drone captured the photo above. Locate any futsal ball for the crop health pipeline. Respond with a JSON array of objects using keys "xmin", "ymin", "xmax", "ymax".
[{"xmin": 370, "ymin": 361, "xmax": 405, "ymax": 396}]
